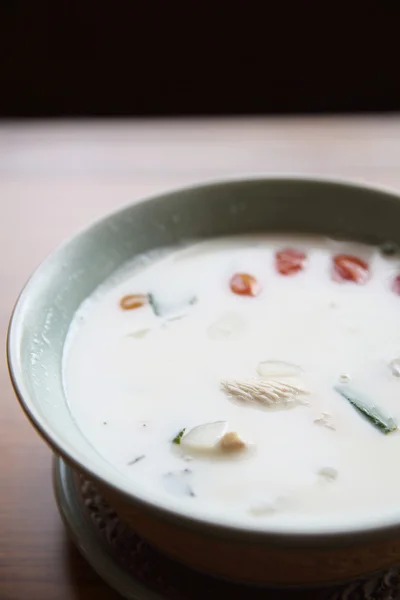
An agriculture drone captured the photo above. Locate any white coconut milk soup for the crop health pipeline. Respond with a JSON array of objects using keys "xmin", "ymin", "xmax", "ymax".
[{"xmin": 63, "ymin": 235, "xmax": 400, "ymax": 529}]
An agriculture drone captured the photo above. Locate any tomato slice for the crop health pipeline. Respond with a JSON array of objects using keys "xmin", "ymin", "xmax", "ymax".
[
  {"xmin": 332, "ymin": 255, "xmax": 369, "ymax": 284},
  {"xmin": 392, "ymin": 275, "xmax": 400, "ymax": 295},
  {"xmin": 229, "ymin": 273, "xmax": 261, "ymax": 296},
  {"xmin": 119, "ymin": 294, "xmax": 148, "ymax": 310},
  {"xmin": 275, "ymin": 248, "xmax": 306, "ymax": 275}
]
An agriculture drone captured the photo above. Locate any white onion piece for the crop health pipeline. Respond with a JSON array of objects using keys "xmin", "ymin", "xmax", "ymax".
[
  {"xmin": 256, "ymin": 360, "xmax": 303, "ymax": 381},
  {"xmin": 314, "ymin": 412, "xmax": 336, "ymax": 430},
  {"xmin": 256, "ymin": 361, "xmax": 307, "ymax": 392},
  {"xmin": 180, "ymin": 421, "xmax": 228, "ymax": 452}
]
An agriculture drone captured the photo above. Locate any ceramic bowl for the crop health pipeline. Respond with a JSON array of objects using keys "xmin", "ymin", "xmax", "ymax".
[{"xmin": 8, "ymin": 177, "xmax": 400, "ymax": 586}]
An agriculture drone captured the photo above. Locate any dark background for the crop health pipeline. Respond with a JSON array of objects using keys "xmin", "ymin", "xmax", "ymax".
[{"xmin": 1, "ymin": 1, "xmax": 399, "ymax": 118}]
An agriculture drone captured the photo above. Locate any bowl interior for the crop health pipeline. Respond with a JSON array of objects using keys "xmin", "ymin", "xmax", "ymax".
[{"xmin": 8, "ymin": 177, "xmax": 400, "ymax": 538}]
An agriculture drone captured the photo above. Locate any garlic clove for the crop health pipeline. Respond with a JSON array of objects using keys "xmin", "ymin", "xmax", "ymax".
[
  {"xmin": 180, "ymin": 421, "xmax": 228, "ymax": 452},
  {"xmin": 220, "ymin": 431, "xmax": 247, "ymax": 452}
]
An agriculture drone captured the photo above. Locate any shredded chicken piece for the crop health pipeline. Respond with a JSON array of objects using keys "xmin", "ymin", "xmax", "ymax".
[
  {"xmin": 220, "ymin": 432, "xmax": 247, "ymax": 451},
  {"xmin": 220, "ymin": 377, "xmax": 308, "ymax": 407}
]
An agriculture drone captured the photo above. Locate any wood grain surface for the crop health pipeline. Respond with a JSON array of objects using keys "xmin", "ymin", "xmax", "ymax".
[{"xmin": 2, "ymin": 117, "xmax": 400, "ymax": 599}]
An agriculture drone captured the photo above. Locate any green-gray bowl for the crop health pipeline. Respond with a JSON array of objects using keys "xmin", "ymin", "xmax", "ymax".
[{"xmin": 8, "ymin": 177, "xmax": 400, "ymax": 586}]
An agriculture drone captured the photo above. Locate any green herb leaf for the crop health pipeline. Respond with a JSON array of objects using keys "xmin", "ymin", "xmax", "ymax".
[
  {"xmin": 147, "ymin": 293, "xmax": 161, "ymax": 316},
  {"xmin": 380, "ymin": 241, "xmax": 398, "ymax": 256},
  {"xmin": 127, "ymin": 455, "xmax": 146, "ymax": 466},
  {"xmin": 334, "ymin": 385, "xmax": 397, "ymax": 435},
  {"xmin": 148, "ymin": 293, "xmax": 197, "ymax": 317},
  {"xmin": 172, "ymin": 428, "xmax": 186, "ymax": 445}
]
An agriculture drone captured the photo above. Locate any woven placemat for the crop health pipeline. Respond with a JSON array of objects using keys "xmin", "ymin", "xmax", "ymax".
[{"xmin": 71, "ymin": 472, "xmax": 400, "ymax": 600}]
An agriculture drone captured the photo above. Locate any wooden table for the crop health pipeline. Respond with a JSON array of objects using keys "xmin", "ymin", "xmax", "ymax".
[{"xmin": 2, "ymin": 116, "xmax": 400, "ymax": 599}]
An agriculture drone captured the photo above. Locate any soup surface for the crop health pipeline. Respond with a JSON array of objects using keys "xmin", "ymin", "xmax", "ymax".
[{"xmin": 63, "ymin": 235, "xmax": 400, "ymax": 529}]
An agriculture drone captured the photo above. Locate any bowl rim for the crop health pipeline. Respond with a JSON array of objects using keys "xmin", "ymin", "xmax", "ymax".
[{"xmin": 8, "ymin": 174, "xmax": 400, "ymax": 546}]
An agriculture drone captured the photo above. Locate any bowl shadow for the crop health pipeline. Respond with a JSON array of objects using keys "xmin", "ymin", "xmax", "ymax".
[{"xmin": 61, "ymin": 533, "xmax": 121, "ymax": 600}]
